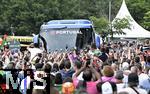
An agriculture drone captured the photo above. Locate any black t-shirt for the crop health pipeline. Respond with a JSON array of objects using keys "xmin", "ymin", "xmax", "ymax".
[{"xmin": 99, "ymin": 52, "xmax": 108, "ymax": 62}]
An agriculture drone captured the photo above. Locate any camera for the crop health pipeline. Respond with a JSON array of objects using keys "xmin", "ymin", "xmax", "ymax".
[{"xmin": 38, "ymin": 53, "xmax": 42, "ymax": 57}]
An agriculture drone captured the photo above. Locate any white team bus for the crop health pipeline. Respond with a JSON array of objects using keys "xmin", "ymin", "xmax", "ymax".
[{"xmin": 39, "ymin": 19, "xmax": 100, "ymax": 52}]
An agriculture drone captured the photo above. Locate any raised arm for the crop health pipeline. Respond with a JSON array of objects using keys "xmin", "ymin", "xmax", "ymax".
[
  {"xmin": 89, "ymin": 64, "xmax": 101, "ymax": 81},
  {"xmin": 73, "ymin": 61, "xmax": 86, "ymax": 78}
]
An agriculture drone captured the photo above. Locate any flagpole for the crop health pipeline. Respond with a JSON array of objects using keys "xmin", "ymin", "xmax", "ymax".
[
  {"xmin": 10, "ymin": 25, "xmax": 15, "ymax": 42},
  {"xmin": 109, "ymin": 0, "xmax": 112, "ymax": 41},
  {"xmin": 109, "ymin": 0, "xmax": 111, "ymax": 23}
]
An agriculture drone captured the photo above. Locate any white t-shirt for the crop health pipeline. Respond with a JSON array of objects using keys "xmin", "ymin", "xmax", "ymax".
[
  {"xmin": 118, "ymin": 87, "xmax": 148, "ymax": 94},
  {"xmin": 123, "ymin": 74, "xmax": 128, "ymax": 88},
  {"xmin": 139, "ymin": 73, "xmax": 149, "ymax": 86},
  {"xmin": 28, "ymin": 48, "xmax": 43, "ymax": 61},
  {"xmin": 117, "ymin": 83, "xmax": 126, "ymax": 92},
  {"xmin": 72, "ymin": 72, "xmax": 83, "ymax": 81}
]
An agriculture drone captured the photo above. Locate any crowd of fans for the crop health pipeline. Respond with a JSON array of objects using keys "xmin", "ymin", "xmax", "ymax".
[{"xmin": 0, "ymin": 39, "xmax": 150, "ymax": 94}]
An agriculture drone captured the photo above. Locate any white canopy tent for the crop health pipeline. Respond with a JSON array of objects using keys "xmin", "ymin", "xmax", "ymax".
[{"xmin": 112, "ymin": 0, "xmax": 150, "ymax": 38}]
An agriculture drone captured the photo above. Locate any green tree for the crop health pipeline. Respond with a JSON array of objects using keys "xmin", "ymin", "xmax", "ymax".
[
  {"xmin": 89, "ymin": 16, "xmax": 109, "ymax": 34},
  {"xmin": 126, "ymin": 0, "xmax": 150, "ymax": 30},
  {"xmin": 112, "ymin": 17, "xmax": 131, "ymax": 34},
  {"xmin": 0, "ymin": 0, "xmax": 61, "ymax": 35},
  {"xmin": 143, "ymin": 11, "xmax": 150, "ymax": 30},
  {"xmin": 90, "ymin": 16, "xmax": 131, "ymax": 38},
  {"xmin": 0, "ymin": 0, "xmax": 149, "ymax": 36}
]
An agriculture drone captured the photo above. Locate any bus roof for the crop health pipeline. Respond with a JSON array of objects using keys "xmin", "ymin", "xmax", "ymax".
[
  {"xmin": 47, "ymin": 19, "xmax": 92, "ymax": 24},
  {"xmin": 41, "ymin": 19, "xmax": 93, "ymax": 29}
]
